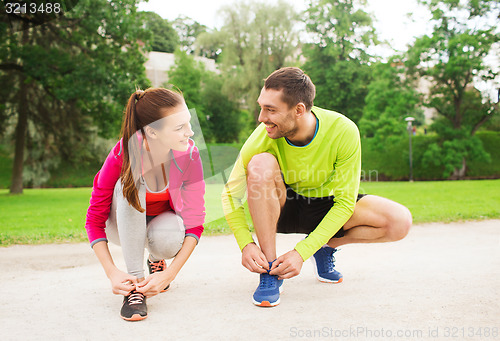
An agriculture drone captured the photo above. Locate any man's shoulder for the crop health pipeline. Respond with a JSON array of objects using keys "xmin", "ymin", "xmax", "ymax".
[{"xmin": 313, "ymin": 106, "xmax": 358, "ymax": 132}]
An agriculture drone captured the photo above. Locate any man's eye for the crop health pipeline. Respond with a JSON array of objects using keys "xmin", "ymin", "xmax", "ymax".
[{"xmin": 176, "ymin": 126, "xmax": 183, "ymax": 131}]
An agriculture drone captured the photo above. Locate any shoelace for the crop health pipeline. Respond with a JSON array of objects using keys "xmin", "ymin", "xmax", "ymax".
[
  {"xmin": 127, "ymin": 291, "xmax": 145, "ymax": 305},
  {"xmin": 149, "ymin": 259, "xmax": 166, "ymax": 273},
  {"xmin": 259, "ymin": 274, "xmax": 276, "ymax": 289},
  {"xmin": 323, "ymin": 248, "xmax": 337, "ymax": 273}
]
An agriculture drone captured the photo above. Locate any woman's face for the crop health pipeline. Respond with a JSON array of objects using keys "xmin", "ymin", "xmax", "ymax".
[{"xmin": 149, "ymin": 103, "xmax": 194, "ymax": 153}]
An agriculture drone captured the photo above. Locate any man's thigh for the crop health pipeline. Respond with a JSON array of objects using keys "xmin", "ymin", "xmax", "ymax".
[{"xmin": 343, "ymin": 195, "xmax": 411, "ymax": 231}]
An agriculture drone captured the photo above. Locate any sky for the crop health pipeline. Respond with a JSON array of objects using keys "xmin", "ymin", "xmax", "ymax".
[{"xmin": 137, "ymin": 0, "xmax": 433, "ymax": 54}]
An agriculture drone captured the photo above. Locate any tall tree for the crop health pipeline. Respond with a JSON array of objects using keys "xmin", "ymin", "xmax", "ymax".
[
  {"xmin": 141, "ymin": 11, "xmax": 179, "ymax": 53},
  {"xmin": 358, "ymin": 59, "xmax": 424, "ymax": 142},
  {"xmin": 302, "ymin": 0, "xmax": 379, "ymax": 123},
  {"xmin": 167, "ymin": 50, "xmax": 243, "ymax": 143},
  {"xmin": 0, "ymin": 0, "xmax": 151, "ymax": 193},
  {"xmin": 196, "ymin": 0, "xmax": 300, "ymax": 122},
  {"xmin": 406, "ymin": 0, "xmax": 499, "ymax": 178},
  {"xmin": 172, "ymin": 16, "xmax": 207, "ymax": 55}
]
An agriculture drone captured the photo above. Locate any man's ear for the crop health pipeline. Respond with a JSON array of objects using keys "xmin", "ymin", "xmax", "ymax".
[
  {"xmin": 295, "ymin": 102, "xmax": 307, "ymax": 117},
  {"xmin": 144, "ymin": 126, "xmax": 158, "ymax": 140}
]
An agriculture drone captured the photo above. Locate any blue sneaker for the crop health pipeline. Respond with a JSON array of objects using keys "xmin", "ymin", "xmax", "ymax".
[
  {"xmin": 252, "ymin": 262, "xmax": 284, "ymax": 307},
  {"xmin": 311, "ymin": 246, "xmax": 343, "ymax": 283}
]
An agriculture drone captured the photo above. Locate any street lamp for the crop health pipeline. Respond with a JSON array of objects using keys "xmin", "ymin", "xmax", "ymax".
[{"xmin": 405, "ymin": 117, "xmax": 415, "ymax": 182}]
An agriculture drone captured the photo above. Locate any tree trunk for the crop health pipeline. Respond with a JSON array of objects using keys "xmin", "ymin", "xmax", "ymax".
[
  {"xmin": 10, "ymin": 26, "xmax": 30, "ymax": 194},
  {"xmin": 10, "ymin": 76, "xmax": 29, "ymax": 194},
  {"xmin": 451, "ymin": 157, "xmax": 467, "ymax": 180}
]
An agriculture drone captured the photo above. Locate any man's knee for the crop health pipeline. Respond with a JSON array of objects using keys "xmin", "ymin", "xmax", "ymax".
[
  {"xmin": 386, "ymin": 206, "xmax": 412, "ymax": 241},
  {"xmin": 247, "ymin": 153, "xmax": 280, "ymax": 184}
]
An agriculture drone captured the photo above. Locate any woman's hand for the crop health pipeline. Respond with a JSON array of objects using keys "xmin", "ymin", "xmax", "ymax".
[
  {"xmin": 135, "ymin": 271, "xmax": 174, "ymax": 298},
  {"xmin": 107, "ymin": 267, "xmax": 138, "ymax": 296}
]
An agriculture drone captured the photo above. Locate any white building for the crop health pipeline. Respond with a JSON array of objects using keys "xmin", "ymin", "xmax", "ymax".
[{"xmin": 145, "ymin": 51, "xmax": 218, "ymax": 87}]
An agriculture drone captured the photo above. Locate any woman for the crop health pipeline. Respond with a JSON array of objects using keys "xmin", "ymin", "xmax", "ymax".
[{"xmin": 85, "ymin": 88, "xmax": 205, "ymax": 321}]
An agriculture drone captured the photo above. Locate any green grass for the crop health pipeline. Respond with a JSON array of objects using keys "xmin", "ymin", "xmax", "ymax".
[
  {"xmin": 359, "ymin": 180, "xmax": 500, "ymax": 223},
  {"xmin": 1, "ymin": 179, "xmax": 499, "ymax": 246}
]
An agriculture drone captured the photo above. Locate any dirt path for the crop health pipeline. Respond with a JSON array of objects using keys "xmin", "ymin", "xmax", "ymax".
[{"xmin": 1, "ymin": 220, "xmax": 499, "ymax": 340}]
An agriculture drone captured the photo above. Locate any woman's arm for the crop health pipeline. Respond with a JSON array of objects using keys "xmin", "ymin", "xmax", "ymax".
[
  {"xmin": 136, "ymin": 236, "xmax": 197, "ymax": 297},
  {"xmin": 92, "ymin": 240, "xmax": 138, "ymax": 296}
]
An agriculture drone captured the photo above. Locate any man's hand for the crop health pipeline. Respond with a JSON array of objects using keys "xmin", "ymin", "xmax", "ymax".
[
  {"xmin": 241, "ymin": 242, "xmax": 269, "ymax": 274},
  {"xmin": 269, "ymin": 250, "xmax": 304, "ymax": 280}
]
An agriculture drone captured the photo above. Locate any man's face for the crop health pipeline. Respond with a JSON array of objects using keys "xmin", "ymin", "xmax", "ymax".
[{"xmin": 257, "ymin": 88, "xmax": 298, "ymax": 140}]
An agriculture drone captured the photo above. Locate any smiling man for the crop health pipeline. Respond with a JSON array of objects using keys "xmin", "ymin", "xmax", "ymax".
[{"xmin": 221, "ymin": 67, "xmax": 412, "ymax": 307}]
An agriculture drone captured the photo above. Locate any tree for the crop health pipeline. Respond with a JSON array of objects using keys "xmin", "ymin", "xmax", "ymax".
[
  {"xmin": 196, "ymin": 0, "xmax": 300, "ymax": 122},
  {"xmin": 202, "ymin": 74, "xmax": 243, "ymax": 143},
  {"xmin": 141, "ymin": 11, "xmax": 179, "ymax": 53},
  {"xmin": 406, "ymin": 0, "xmax": 499, "ymax": 178},
  {"xmin": 172, "ymin": 16, "xmax": 207, "ymax": 55},
  {"xmin": 358, "ymin": 59, "xmax": 424, "ymax": 143},
  {"xmin": 0, "ymin": 0, "xmax": 151, "ymax": 193},
  {"xmin": 167, "ymin": 50, "xmax": 243, "ymax": 143},
  {"xmin": 302, "ymin": 0, "xmax": 379, "ymax": 123}
]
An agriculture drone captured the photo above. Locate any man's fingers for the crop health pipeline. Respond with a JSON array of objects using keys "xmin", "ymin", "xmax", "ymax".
[
  {"xmin": 248, "ymin": 260, "xmax": 267, "ymax": 273},
  {"xmin": 270, "ymin": 262, "xmax": 289, "ymax": 276},
  {"xmin": 270, "ymin": 257, "xmax": 283, "ymax": 271},
  {"xmin": 277, "ymin": 270, "xmax": 299, "ymax": 280},
  {"xmin": 254, "ymin": 253, "xmax": 269, "ymax": 270}
]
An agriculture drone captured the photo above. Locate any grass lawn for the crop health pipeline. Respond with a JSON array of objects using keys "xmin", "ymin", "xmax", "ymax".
[{"xmin": 0, "ymin": 179, "xmax": 499, "ymax": 246}]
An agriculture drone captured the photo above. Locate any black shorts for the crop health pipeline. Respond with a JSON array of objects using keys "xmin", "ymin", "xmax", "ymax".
[{"xmin": 276, "ymin": 185, "xmax": 367, "ymax": 238}]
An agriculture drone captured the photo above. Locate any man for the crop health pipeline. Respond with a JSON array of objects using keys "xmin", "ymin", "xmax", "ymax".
[{"xmin": 221, "ymin": 67, "xmax": 412, "ymax": 307}]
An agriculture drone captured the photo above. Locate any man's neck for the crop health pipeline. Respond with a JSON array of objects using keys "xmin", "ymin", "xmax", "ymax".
[{"xmin": 286, "ymin": 111, "xmax": 317, "ymax": 146}]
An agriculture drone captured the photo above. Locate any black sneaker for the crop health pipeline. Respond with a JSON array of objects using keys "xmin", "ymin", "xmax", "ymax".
[
  {"xmin": 147, "ymin": 258, "xmax": 170, "ymax": 292},
  {"xmin": 120, "ymin": 290, "xmax": 147, "ymax": 321}
]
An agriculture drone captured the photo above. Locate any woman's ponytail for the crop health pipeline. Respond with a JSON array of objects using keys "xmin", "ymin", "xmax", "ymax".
[{"xmin": 120, "ymin": 90, "xmax": 146, "ymax": 212}]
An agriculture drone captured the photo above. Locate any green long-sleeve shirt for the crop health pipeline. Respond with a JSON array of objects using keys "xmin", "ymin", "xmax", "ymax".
[{"xmin": 221, "ymin": 106, "xmax": 361, "ymax": 261}]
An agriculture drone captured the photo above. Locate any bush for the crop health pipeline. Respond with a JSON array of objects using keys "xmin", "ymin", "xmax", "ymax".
[{"xmin": 361, "ymin": 131, "xmax": 500, "ymax": 181}]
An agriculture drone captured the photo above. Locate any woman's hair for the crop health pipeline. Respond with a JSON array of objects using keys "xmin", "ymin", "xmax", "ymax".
[{"xmin": 120, "ymin": 87, "xmax": 184, "ymax": 212}]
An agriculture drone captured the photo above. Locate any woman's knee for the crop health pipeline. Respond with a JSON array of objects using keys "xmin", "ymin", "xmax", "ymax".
[{"xmin": 147, "ymin": 212, "xmax": 185, "ymax": 260}]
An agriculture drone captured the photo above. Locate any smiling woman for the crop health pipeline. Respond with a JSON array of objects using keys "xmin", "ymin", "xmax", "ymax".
[{"xmin": 84, "ymin": 87, "xmax": 206, "ymax": 321}]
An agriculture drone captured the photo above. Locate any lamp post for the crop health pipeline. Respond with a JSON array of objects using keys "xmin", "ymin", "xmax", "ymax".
[{"xmin": 405, "ymin": 117, "xmax": 415, "ymax": 182}]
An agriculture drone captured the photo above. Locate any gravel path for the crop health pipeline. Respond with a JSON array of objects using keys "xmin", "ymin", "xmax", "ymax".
[{"xmin": 1, "ymin": 220, "xmax": 499, "ymax": 340}]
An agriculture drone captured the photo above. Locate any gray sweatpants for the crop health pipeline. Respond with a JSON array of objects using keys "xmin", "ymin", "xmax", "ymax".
[{"xmin": 106, "ymin": 181, "xmax": 185, "ymax": 279}]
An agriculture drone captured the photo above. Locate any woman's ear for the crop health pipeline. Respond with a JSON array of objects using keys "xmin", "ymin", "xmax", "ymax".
[{"xmin": 144, "ymin": 126, "xmax": 158, "ymax": 140}]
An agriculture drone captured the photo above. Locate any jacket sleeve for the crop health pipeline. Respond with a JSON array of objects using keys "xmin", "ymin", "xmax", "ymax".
[
  {"xmin": 85, "ymin": 141, "xmax": 122, "ymax": 247},
  {"xmin": 294, "ymin": 121, "xmax": 361, "ymax": 260},
  {"xmin": 179, "ymin": 146, "xmax": 206, "ymax": 241}
]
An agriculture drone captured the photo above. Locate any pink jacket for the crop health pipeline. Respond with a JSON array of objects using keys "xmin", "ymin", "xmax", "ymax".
[{"xmin": 85, "ymin": 138, "xmax": 206, "ymax": 246}]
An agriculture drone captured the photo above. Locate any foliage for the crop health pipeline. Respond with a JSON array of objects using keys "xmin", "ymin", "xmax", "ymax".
[
  {"xmin": 361, "ymin": 131, "xmax": 499, "ymax": 181},
  {"xmin": 172, "ymin": 16, "xmax": 208, "ymax": 55},
  {"xmin": 202, "ymin": 74, "xmax": 243, "ymax": 143},
  {"xmin": 302, "ymin": 0, "xmax": 379, "ymax": 123},
  {"xmin": 358, "ymin": 60, "xmax": 424, "ymax": 144},
  {"xmin": 0, "ymin": 0, "xmax": 151, "ymax": 193},
  {"xmin": 140, "ymin": 11, "xmax": 179, "ymax": 53},
  {"xmin": 167, "ymin": 50, "xmax": 243, "ymax": 143},
  {"xmin": 196, "ymin": 0, "xmax": 300, "ymax": 122},
  {"xmin": 406, "ymin": 0, "xmax": 499, "ymax": 178}
]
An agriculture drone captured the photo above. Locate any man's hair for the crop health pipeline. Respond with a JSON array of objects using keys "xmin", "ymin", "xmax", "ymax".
[{"xmin": 264, "ymin": 67, "xmax": 316, "ymax": 111}]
